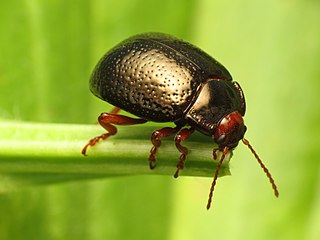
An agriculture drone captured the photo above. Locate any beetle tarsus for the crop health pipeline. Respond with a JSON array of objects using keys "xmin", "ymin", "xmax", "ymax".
[
  {"xmin": 148, "ymin": 147, "xmax": 157, "ymax": 169},
  {"xmin": 81, "ymin": 133, "xmax": 114, "ymax": 156},
  {"xmin": 82, "ymin": 145, "xmax": 89, "ymax": 156},
  {"xmin": 149, "ymin": 160, "xmax": 156, "ymax": 170},
  {"xmin": 174, "ymin": 154, "xmax": 186, "ymax": 178},
  {"xmin": 148, "ymin": 126, "xmax": 180, "ymax": 170}
]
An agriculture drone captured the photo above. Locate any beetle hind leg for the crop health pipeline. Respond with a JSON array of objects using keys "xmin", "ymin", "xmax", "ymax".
[{"xmin": 82, "ymin": 107, "xmax": 147, "ymax": 156}]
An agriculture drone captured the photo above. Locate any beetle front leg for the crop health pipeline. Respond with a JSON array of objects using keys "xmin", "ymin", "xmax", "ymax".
[
  {"xmin": 82, "ymin": 108, "xmax": 147, "ymax": 156},
  {"xmin": 174, "ymin": 127, "xmax": 195, "ymax": 178},
  {"xmin": 149, "ymin": 126, "xmax": 181, "ymax": 169}
]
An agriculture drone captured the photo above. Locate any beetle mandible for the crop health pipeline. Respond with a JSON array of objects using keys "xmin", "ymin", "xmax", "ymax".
[{"xmin": 82, "ymin": 32, "xmax": 279, "ymax": 209}]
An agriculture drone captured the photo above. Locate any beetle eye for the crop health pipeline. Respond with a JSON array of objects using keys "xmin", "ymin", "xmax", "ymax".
[{"xmin": 215, "ymin": 134, "xmax": 226, "ymax": 144}]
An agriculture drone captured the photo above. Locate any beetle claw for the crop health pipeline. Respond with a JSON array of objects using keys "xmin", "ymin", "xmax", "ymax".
[
  {"xmin": 149, "ymin": 160, "xmax": 156, "ymax": 169},
  {"xmin": 174, "ymin": 169, "xmax": 180, "ymax": 178},
  {"xmin": 174, "ymin": 153, "xmax": 186, "ymax": 178}
]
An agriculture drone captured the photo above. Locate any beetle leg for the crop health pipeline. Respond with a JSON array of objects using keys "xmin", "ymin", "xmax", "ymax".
[
  {"xmin": 149, "ymin": 126, "xmax": 181, "ymax": 169},
  {"xmin": 110, "ymin": 107, "xmax": 121, "ymax": 114},
  {"xmin": 174, "ymin": 127, "xmax": 195, "ymax": 178},
  {"xmin": 213, "ymin": 148, "xmax": 220, "ymax": 160},
  {"xmin": 82, "ymin": 108, "xmax": 147, "ymax": 156}
]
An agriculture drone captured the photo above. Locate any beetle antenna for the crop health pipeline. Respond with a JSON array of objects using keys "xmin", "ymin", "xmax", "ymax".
[
  {"xmin": 242, "ymin": 138, "xmax": 279, "ymax": 197},
  {"xmin": 207, "ymin": 147, "xmax": 228, "ymax": 210}
]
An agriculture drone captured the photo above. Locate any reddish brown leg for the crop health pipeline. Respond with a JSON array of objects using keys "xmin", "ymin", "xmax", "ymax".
[
  {"xmin": 213, "ymin": 148, "xmax": 219, "ymax": 160},
  {"xmin": 110, "ymin": 107, "xmax": 121, "ymax": 114},
  {"xmin": 149, "ymin": 126, "xmax": 181, "ymax": 169},
  {"xmin": 174, "ymin": 128, "xmax": 195, "ymax": 178},
  {"xmin": 82, "ymin": 108, "xmax": 147, "ymax": 156}
]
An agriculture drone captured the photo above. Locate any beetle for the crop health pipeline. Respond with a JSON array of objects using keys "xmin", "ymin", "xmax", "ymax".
[{"xmin": 82, "ymin": 32, "xmax": 279, "ymax": 209}]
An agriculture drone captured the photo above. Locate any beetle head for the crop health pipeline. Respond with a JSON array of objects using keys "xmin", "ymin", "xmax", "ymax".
[
  {"xmin": 213, "ymin": 111, "xmax": 247, "ymax": 150},
  {"xmin": 207, "ymin": 111, "xmax": 279, "ymax": 210}
]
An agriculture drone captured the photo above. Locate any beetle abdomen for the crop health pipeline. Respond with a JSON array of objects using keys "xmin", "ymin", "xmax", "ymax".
[{"xmin": 90, "ymin": 33, "xmax": 231, "ymax": 122}]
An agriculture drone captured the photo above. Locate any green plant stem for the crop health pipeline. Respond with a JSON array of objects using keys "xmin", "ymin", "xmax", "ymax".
[{"xmin": 0, "ymin": 121, "xmax": 230, "ymax": 190}]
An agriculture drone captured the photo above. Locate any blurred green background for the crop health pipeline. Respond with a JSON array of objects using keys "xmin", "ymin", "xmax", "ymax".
[{"xmin": 0, "ymin": 0, "xmax": 319, "ymax": 239}]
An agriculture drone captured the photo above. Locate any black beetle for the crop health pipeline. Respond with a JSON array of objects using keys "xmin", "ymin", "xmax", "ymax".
[{"xmin": 82, "ymin": 33, "xmax": 279, "ymax": 209}]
